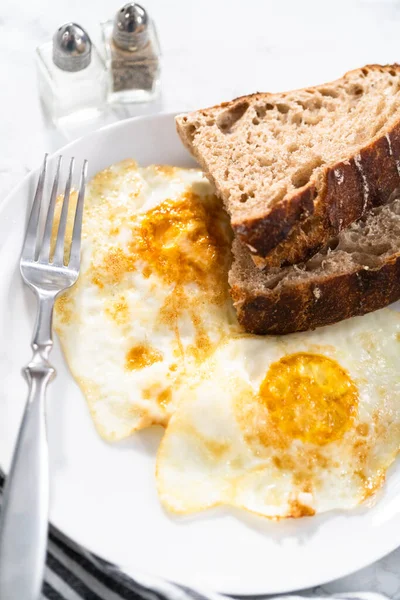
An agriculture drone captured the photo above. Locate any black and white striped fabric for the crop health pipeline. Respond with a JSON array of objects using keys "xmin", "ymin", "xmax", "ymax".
[{"xmin": 0, "ymin": 470, "xmax": 391, "ymax": 600}]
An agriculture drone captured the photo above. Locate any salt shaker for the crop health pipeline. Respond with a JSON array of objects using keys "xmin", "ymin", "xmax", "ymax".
[
  {"xmin": 36, "ymin": 23, "xmax": 107, "ymax": 127},
  {"xmin": 101, "ymin": 3, "xmax": 161, "ymax": 104}
]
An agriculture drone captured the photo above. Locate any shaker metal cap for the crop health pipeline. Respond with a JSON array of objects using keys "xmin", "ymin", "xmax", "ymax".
[
  {"xmin": 113, "ymin": 3, "xmax": 149, "ymax": 51},
  {"xmin": 53, "ymin": 23, "xmax": 92, "ymax": 72}
]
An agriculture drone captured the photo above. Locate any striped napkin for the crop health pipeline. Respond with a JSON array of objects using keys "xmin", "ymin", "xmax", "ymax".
[{"xmin": 0, "ymin": 470, "xmax": 390, "ymax": 600}]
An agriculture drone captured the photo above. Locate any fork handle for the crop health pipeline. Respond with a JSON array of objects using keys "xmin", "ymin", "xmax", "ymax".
[{"xmin": 0, "ymin": 293, "xmax": 55, "ymax": 600}]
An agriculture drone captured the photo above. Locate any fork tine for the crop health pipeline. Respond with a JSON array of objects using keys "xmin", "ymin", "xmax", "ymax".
[
  {"xmin": 21, "ymin": 154, "xmax": 48, "ymax": 260},
  {"xmin": 53, "ymin": 157, "xmax": 74, "ymax": 266},
  {"xmin": 68, "ymin": 160, "xmax": 88, "ymax": 270},
  {"xmin": 38, "ymin": 155, "xmax": 62, "ymax": 263}
]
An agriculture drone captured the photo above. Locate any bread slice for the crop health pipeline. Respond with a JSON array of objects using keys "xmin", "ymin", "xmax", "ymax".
[
  {"xmin": 177, "ymin": 64, "xmax": 400, "ymax": 268},
  {"xmin": 229, "ymin": 198, "xmax": 400, "ymax": 334}
]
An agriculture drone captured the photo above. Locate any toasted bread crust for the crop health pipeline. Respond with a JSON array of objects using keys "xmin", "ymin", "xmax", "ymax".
[
  {"xmin": 231, "ymin": 256, "xmax": 400, "ymax": 335},
  {"xmin": 176, "ymin": 64, "xmax": 400, "ymax": 267},
  {"xmin": 251, "ymin": 119, "xmax": 400, "ymax": 267}
]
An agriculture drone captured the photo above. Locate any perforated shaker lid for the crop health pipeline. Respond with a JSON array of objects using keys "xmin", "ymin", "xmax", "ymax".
[
  {"xmin": 112, "ymin": 3, "xmax": 149, "ymax": 51},
  {"xmin": 53, "ymin": 23, "xmax": 91, "ymax": 71}
]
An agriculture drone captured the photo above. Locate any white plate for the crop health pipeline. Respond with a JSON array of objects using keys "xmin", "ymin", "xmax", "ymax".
[{"xmin": 1, "ymin": 113, "xmax": 400, "ymax": 596}]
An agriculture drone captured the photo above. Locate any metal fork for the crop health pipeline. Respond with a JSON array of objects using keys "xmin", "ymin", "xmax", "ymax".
[{"xmin": 0, "ymin": 154, "xmax": 88, "ymax": 600}]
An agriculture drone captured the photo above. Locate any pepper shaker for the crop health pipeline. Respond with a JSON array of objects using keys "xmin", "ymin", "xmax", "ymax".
[
  {"xmin": 36, "ymin": 23, "xmax": 107, "ymax": 127},
  {"xmin": 101, "ymin": 3, "xmax": 161, "ymax": 104}
]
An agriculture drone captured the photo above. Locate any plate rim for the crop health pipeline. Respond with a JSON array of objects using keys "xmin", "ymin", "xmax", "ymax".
[{"xmin": 1, "ymin": 111, "xmax": 400, "ymax": 596}]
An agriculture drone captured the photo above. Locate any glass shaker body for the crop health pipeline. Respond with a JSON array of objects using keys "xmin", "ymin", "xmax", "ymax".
[
  {"xmin": 36, "ymin": 42, "xmax": 108, "ymax": 127},
  {"xmin": 101, "ymin": 19, "xmax": 161, "ymax": 104}
]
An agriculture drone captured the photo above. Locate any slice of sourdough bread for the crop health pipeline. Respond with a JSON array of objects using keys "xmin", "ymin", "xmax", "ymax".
[
  {"xmin": 229, "ymin": 198, "xmax": 400, "ymax": 334},
  {"xmin": 177, "ymin": 64, "xmax": 400, "ymax": 268}
]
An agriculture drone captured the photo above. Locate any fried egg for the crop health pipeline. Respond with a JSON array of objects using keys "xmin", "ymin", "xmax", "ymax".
[
  {"xmin": 156, "ymin": 309, "xmax": 400, "ymax": 517},
  {"xmin": 54, "ymin": 161, "xmax": 236, "ymax": 441}
]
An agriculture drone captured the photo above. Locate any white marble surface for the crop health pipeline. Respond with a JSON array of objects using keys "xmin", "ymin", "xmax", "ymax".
[{"xmin": 1, "ymin": 0, "xmax": 400, "ymax": 595}]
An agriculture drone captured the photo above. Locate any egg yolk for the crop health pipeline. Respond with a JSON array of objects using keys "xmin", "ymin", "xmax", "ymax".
[
  {"xmin": 135, "ymin": 191, "xmax": 231, "ymax": 294},
  {"xmin": 259, "ymin": 353, "xmax": 358, "ymax": 445}
]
